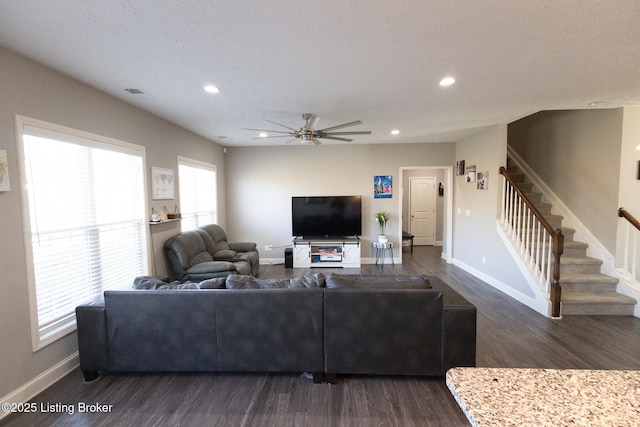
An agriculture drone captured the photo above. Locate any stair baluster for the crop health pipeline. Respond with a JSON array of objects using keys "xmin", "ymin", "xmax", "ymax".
[
  {"xmin": 618, "ymin": 208, "xmax": 640, "ymax": 288},
  {"xmin": 500, "ymin": 166, "xmax": 564, "ymax": 317}
]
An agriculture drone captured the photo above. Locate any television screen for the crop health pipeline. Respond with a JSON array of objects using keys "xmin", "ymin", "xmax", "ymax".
[{"xmin": 292, "ymin": 196, "xmax": 362, "ymax": 238}]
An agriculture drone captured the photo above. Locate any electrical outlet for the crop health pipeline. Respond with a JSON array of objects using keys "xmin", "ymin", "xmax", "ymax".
[{"xmin": 264, "ymin": 245, "xmax": 273, "ymax": 251}]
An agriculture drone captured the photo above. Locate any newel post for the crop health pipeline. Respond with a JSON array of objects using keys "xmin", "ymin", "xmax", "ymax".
[{"xmin": 550, "ymin": 229, "xmax": 564, "ymax": 318}]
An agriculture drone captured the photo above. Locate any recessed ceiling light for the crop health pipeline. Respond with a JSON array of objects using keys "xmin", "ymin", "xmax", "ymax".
[
  {"xmin": 439, "ymin": 76, "xmax": 456, "ymax": 87},
  {"xmin": 391, "ymin": 129, "xmax": 400, "ymax": 135},
  {"xmin": 636, "ymin": 144, "xmax": 640, "ymax": 151},
  {"xmin": 259, "ymin": 132, "xmax": 268, "ymax": 138},
  {"xmin": 589, "ymin": 101, "xmax": 604, "ymax": 106},
  {"xmin": 204, "ymin": 85, "xmax": 220, "ymax": 94}
]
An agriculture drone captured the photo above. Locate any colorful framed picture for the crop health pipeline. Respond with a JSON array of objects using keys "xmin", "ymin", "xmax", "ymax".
[{"xmin": 374, "ymin": 175, "xmax": 393, "ymax": 198}]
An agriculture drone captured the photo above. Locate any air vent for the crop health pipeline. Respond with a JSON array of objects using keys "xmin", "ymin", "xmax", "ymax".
[{"xmin": 124, "ymin": 88, "xmax": 145, "ymax": 95}]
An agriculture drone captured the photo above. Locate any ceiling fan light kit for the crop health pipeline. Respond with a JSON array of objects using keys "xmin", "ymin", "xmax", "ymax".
[{"xmin": 243, "ymin": 113, "xmax": 371, "ymax": 145}]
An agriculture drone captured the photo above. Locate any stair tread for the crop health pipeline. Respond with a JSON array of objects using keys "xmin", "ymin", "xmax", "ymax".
[
  {"xmin": 562, "ymin": 291, "xmax": 637, "ymax": 305},
  {"xmin": 561, "ymin": 256, "xmax": 603, "ymax": 265},
  {"xmin": 561, "ymin": 273, "xmax": 619, "ymax": 284}
]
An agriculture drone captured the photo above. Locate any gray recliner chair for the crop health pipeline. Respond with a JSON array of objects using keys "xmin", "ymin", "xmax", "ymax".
[{"xmin": 163, "ymin": 224, "xmax": 259, "ymax": 282}]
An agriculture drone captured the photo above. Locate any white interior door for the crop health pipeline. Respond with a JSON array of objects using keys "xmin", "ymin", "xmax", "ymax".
[{"xmin": 409, "ymin": 177, "xmax": 436, "ymax": 246}]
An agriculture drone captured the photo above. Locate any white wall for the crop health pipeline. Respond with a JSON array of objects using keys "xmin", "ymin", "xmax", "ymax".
[
  {"xmin": 0, "ymin": 48, "xmax": 224, "ymax": 401},
  {"xmin": 452, "ymin": 125, "xmax": 534, "ymax": 297},
  {"xmin": 224, "ymin": 143, "xmax": 455, "ymax": 262}
]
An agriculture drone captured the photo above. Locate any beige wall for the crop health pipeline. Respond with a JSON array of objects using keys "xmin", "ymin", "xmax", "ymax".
[
  {"xmin": 616, "ymin": 107, "xmax": 640, "ymax": 272},
  {"xmin": 224, "ymin": 143, "xmax": 455, "ymax": 261},
  {"xmin": 452, "ymin": 125, "xmax": 533, "ymax": 297},
  {"xmin": 0, "ymin": 47, "xmax": 224, "ymax": 398},
  {"xmin": 508, "ymin": 109, "xmax": 623, "ymax": 253}
]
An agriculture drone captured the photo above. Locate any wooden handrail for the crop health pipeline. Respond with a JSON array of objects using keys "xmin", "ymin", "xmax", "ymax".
[
  {"xmin": 499, "ymin": 166, "xmax": 564, "ymax": 317},
  {"xmin": 619, "ymin": 208, "xmax": 640, "ymax": 232},
  {"xmin": 499, "ymin": 167, "xmax": 557, "ymax": 236}
]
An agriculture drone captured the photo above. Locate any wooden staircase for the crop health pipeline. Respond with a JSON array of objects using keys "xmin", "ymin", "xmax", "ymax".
[{"xmin": 506, "ymin": 160, "xmax": 636, "ymax": 316}]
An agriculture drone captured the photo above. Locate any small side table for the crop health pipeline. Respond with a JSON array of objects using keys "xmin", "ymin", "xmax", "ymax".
[{"xmin": 372, "ymin": 241, "xmax": 394, "ymax": 267}]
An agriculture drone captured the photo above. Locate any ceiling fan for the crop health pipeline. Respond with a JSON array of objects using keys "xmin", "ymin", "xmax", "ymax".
[{"xmin": 243, "ymin": 113, "xmax": 371, "ymax": 145}]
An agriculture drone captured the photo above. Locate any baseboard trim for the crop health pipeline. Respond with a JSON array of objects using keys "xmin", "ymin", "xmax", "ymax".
[
  {"xmin": 0, "ymin": 353, "xmax": 79, "ymax": 421},
  {"xmin": 452, "ymin": 255, "xmax": 550, "ymax": 317}
]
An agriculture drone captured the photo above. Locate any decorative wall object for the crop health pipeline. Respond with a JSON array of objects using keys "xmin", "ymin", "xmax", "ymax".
[
  {"xmin": 374, "ymin": 175, "xmax": 393, "ymax": 198},
  {"xmin": 456, "ymin": 160, "xmax": 465, "ymax": 176},
  {"xmin": 151, "ymin": 167, "xmax": 174, "ymax": 200},
  {"xmin": 0, "ymin": 150, "xmax": 10, "ymax": 191},
  {"xmin": 477, "ymin": 171, "xmax": 489, "ymax": 190},
  {"xmin": 465, "ymin": 165, "xmax": 476, "ymax": 183}
]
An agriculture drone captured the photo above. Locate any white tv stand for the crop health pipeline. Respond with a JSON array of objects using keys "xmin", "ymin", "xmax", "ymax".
[{"xmin": 292, "ymin": 236, "xmax": 361, "ymax": 268}]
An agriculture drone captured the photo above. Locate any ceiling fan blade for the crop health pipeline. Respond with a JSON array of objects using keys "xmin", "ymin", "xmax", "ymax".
[
  {"xmin": 321, "ymin": 131, "xmax": 372, "ymax": 136},
  {"xmin": 319, "ymin": 136, "xmax": 353, "ymax": 142},
  {"xmin": 317, "ymin": 120, "xmax": 363, "ymax": 133},
  {"xmin": 282, "ymin": 138, "xmax": 298, "ymax": 144},
  {"xmin": 251, "ymin": 134, "xmax": 295, "ymax": 139},
  {"xmin": 306, "ymin": 114, "xmax": 319, "ymax": 130},
  {"xmin": 265, "ymin": 119, "xmax": 298, "ymax": 131},
  {"xmin": 242, "ymin": 128, "xmax": 294, "ymax": 134},
  {"xmin": 311, "ymin": 137, "xmax": 322, "ymax": 145}
]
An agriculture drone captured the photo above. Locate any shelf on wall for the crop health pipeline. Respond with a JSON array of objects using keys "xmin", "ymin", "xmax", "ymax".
[{"xmin": 149, "ymin": 218, "xmax": 181, "ymax": 225}]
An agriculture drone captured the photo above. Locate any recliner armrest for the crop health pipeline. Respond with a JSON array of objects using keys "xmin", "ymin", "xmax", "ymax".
[
  {"xmin": 76, "ymin": 300, "xmax": 108, "ymax": 381},
  {"xmin": 229, "ymin": 242, "xmax": 257, "ymax": 253}
]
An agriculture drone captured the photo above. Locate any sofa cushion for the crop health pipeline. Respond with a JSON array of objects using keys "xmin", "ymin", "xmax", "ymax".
[
  {"xmin": 325, "ymin": 273, "xmax": 431, "ymax": 289},
  {"xmin": 190, "ymin": 251, "xmax": 214, "ymax": 265},
  {"xmin": 156, "ymin": 282, "xmax": 200, "ymax": 290},
  {"xmin": 198, "ymin": 277, "xmax": 227, "ymax": 289},
  {"xmin": 132, "ymin": 276, "xmax": 172, "ymax": 289},
  {"xmin": 213, "ymin": 249, "xmax": 237, "ymax": 260},
  {"xmin": 226, "ymin": 273, "xmax": 326, "ymax": 289},
  {"xmin": 186, "ymin": 261, "xmax": 236, "ymax": 275}
]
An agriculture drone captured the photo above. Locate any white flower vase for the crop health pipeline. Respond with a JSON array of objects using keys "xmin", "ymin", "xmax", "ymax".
[{"xmin": 378, "ymin": 235, "xmax": 388, "ymax": 243}]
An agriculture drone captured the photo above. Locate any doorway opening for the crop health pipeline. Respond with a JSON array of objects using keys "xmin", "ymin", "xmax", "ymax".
[{"xmin": 398, "ymin": 166, "xmax": 453, "ymax": 264}]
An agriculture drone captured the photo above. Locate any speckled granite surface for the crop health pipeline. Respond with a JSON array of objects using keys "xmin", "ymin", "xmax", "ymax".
[{"xmin": 446, "ymin": 367, "xmax": 640, "ymax": 427}]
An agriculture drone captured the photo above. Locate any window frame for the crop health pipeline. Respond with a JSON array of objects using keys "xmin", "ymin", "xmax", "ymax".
[
  {"xmin": 177, "ymin": 156, "xmax": 218, "ymax": 232},
  {"xmin": 15, "ymin": 115, "xmax": 151, "ymax": 351}
]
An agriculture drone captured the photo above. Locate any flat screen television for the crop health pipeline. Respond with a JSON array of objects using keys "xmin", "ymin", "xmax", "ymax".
[{"xmin": 292, "ymin": 196, "xmax": 362, "ymax": 238}]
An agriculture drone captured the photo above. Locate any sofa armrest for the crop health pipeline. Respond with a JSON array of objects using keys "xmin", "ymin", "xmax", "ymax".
[
  {"xmin": 441, "ymin": 304, "xmax": 476, "ymax": 372},
  {"xmin": 76, "ymin": 300, "xmax": 108, "ymax": 381},
  {"xmin": 229, "ymin": 242, "xmax": 257, "ymax": 253}
]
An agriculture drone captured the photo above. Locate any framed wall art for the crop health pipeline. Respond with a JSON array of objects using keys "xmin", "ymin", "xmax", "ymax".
[
  {"xmin": 0, "ymin": 150, "xmax": 10, "ymax": 191},
  {"xmin": 374, "ymin": 175, "xmax": 393, "ymax": 198},
  {"xmin": 151, "ymin": 167, "xmax": 175, "ymax": 200}
]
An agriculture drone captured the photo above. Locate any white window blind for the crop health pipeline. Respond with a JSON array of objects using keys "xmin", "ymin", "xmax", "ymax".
[
  {"xmin": 178, "ymin": 157, "xmax": 217, "ymax": 231},
  {"xmin": 17, "ymin": 117, "xmax": 148, "ymax": 350}
]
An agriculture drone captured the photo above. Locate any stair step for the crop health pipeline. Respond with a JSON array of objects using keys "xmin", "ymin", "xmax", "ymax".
[
  {"xmin": 561, "ymin": 256, "xmax": 603, "ymax": 274},
  {"xmin": 506, "ymin": 155, "xmax": 637, "ymax": 316},
  {"xmin": 516, "ymin": 182, "xmax": 534, "ymax": 193},
  {"xmin": 532, "ymin": 202, "xmax": 552, "ymax": 215},
  {"xmin": 539, "ymin": 240, "xmax": 587, "ymax": 257},
  {"xmin": 561, "ymin": 273, "xmax": 619, "ymax": 292},
  {"xmin": 523, "ymin": 192, "xmax": 542, "ymax": 203},
  {"xmin": 561, "ymin": 291, "xmax": 636, "ymax": 315}
]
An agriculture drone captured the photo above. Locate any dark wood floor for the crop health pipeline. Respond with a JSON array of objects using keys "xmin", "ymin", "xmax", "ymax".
[{"xmin": 3, "ymin": 246, "xmax": 640, "ymax": 427}]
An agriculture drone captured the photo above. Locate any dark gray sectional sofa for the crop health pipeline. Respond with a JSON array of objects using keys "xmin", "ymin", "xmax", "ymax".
[{"xmin": 75, "ymin": 274, "xmax": 476, "ymax": 383}]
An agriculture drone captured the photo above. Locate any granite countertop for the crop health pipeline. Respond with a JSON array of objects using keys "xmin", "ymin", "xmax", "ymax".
[{"xmin": 446, "ymin": 367, "xmax": 640, "ymax": 427}]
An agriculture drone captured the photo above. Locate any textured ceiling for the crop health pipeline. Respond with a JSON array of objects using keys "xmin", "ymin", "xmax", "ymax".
[{"xmin": 1, "ymin": 0, "xmax": 639, "ymax": 146}]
